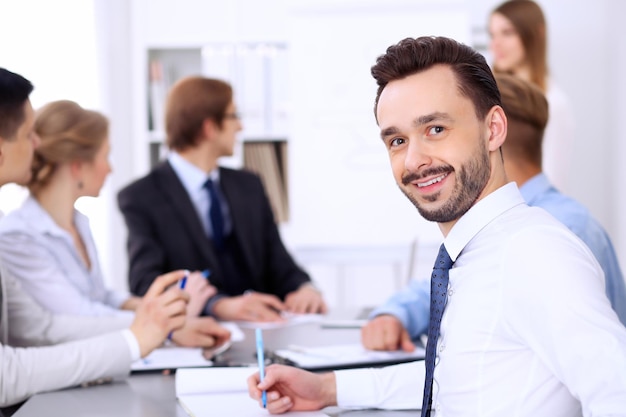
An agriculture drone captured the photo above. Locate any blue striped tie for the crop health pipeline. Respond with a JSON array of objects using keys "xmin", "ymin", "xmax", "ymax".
[{"xmin": 420, "ymin": 243, "xmax": 453, "ymax": 416}]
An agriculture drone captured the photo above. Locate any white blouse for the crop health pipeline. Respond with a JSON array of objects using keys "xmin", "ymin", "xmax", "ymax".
[{"xmin": 0, "ymin": 195, "xmax": 132, "ymax": 317}]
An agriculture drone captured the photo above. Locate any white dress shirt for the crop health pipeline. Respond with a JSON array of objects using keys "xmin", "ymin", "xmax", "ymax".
[
  {"xmin": 168, "ymin": 152, "xmax": 232, "ymax": 238},
  {"xmin": 0, "ymin": 195, "xmax": 131, "ymax": 317},
  {"xmin": 336, "ymin": 183, "xmax": 626, "ymax": 416}
]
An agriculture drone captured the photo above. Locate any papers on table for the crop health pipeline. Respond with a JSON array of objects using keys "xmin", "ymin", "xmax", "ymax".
[
  {"xmin": 132, "ymin": 346, "xmax": 210, "ymax": 372},
  {"xmin": 274, "ymin": 343, "xmax": 425, "ymax": 370},
  {"xmin": 131, "ymin": 322, "xmax": 245, "ymax": 372},
  {"xmin": 234, "ymin": 312, "xmax": 324, "ymax": 329},
  {"xmin": 176, "ymin": 367, "xmax": 329, "ymax": 417}
]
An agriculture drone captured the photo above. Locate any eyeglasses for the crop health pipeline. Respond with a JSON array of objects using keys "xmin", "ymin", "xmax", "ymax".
[{"xmin": 223, "ymin": 112, "xmax": 241, "ymax": 120}]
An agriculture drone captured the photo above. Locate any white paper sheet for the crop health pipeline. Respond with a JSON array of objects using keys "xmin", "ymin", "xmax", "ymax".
[
  {"xmin": 234, "ymin": 312, "xmax": 323, "ymax": 329},
  {"xmin": 176, "ymin": 367, "xmax": 329, "ymax": 417},
  {"xmin": 131, "ymin": 322, "xmax": 244, "ymax": 371},
  {"xmin": 132, "ymin": 346, "xmax": 211, "ymax": 371}
]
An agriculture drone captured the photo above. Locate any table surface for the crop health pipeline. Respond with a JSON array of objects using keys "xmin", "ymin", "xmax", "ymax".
[{"xmin": 14, "ymin": 320, "xmax": 422, "ymax": 417}]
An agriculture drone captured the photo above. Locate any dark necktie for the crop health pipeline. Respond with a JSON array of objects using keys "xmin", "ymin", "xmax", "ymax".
[
  {"xmin": 204, "ymin": 179, "xmax": 225, "ymax": 250},
  {"xmin": 420, "ymin": 243, "xmax": 454, "ymax": 417}
]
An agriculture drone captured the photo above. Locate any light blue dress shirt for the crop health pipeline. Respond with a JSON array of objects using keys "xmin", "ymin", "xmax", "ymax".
[
  {"xmin": 371, "ymin": 174, "xmax": 626, "ymax": 335},
  {"xmin": 168, "ymin": 152, "xmax": 232, "ymax": 237}
]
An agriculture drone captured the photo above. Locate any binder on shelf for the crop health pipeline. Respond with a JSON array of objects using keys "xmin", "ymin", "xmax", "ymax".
[
  {"xmin": 148, "ymin": 60, "xmax": 167, "ymax": 133},
  {"xmin": 243, "ymin": 141, "xmax": 289, "ymax": 223}
]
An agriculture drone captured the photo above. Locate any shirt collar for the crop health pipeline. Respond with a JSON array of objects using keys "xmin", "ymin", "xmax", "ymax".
[
  {"xmin": 168, "ymin": 151, "xmax": 220, "ymax": 193},
  {"xmin": 519, "ymin": 173, "xmax": 552, "ymax": 206},
  {"xmin": 444, "ymin": 182, "xmax": 526, "ymax": 262},
  {"xmin": 20, "ymin": 194, "xmax": 86, "ymax": 238}
]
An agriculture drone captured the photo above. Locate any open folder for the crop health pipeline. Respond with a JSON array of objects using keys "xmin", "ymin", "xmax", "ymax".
[
  {"xmin": 175, "ymin": 367, "xmax": 329, "ymax": 417},
  {"xmin": 274, "ymin": 343, "xmax": 425, "ymax": 371}
]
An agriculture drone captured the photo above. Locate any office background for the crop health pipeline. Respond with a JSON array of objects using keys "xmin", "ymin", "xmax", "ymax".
[{"xmin": 1, "ymin": 0, "xmax": 625, "ymax": 308}]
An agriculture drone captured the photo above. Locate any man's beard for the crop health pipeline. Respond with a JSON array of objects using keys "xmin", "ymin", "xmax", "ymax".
[{"xmin": 400, "ymin": 145, "xmax": 491, "ymax": 223}]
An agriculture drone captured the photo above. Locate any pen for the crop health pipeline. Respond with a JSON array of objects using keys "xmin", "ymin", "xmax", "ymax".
[
  {"xmin": 168, "ymin": 272, "xmax": 188, "ymax": 341},
  {"xmin": 202, "ymin": 269, "xmax": 211, "ymax": 279},
  {"xmin": 255, "ymin": 328, "xmax": 267, "ymax": 408}
]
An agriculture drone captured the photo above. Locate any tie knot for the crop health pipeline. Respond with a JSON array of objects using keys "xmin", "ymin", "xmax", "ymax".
[
  {"xmin": 435, "ymin": 243, "xmax": 453, "ymax": 270},
  {"xmin": 204, "ymin": 178, "xmax": 216, "ymax": 191}
]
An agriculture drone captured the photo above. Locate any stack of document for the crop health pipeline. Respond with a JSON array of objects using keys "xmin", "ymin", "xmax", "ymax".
[
  {"xmin": 131, "ymin": 322, "xmax": 245, "ymax": 372},
  {"xmin": 175, "ymin": 367, "xmax": 329, "ymax": 416},
  {"xmin": 132, "ymin": 345, "xmax": 211, "ymax": 372},
  {"xmin": 274, "ymin": 343, "xmax": 425, "ymax": 371}
]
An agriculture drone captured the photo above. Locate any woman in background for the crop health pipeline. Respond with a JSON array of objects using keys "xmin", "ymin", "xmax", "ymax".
[
  {"xmin": 489, "ymin": 0, "xmax": 575, "ymax": 192},
  {"xmin": 0, "ymin": 100, "xmax": 215, "ymax": 322}
]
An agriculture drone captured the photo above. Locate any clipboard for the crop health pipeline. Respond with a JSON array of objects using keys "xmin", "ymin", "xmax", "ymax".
[{"xmin": 273, "ymin": 342, "xmax": 425, "ymax": 372}]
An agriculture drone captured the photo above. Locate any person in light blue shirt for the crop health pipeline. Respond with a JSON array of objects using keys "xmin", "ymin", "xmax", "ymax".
[{"xmin": 361, "ymin": 73, "xmax": 626, "ymax": 351}]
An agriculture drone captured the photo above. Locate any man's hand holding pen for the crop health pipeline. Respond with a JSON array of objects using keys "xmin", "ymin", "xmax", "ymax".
[
  {"xmin": 130, "ymin": 270, "xmax": 190, "ymax": 357},
  {"xmin": 184, "ymin": 269, "xmax": 217, "ymax": 317}
]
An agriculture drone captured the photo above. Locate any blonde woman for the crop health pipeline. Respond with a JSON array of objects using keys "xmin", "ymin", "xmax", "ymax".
[{"xmin": 0, "ymin": 100, "xmax": 226, "ymax": 346}]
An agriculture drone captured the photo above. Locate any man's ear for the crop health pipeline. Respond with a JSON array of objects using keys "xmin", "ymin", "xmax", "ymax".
[
  {"xmin": 201, "ymin": 118, "xmax": 218, "ymax": 142},
  {"xmin": 0, "ymin": 136, "xmax": 5, "ymax": 166},
  {"xmin": 486, "ymin": 105, "xmax": 507, "ymax": 152}
]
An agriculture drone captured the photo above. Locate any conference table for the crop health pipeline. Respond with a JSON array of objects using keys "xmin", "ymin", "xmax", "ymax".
[{"xmin": 13, "ymin": 317, "xmax": 423, "ymax": 417}]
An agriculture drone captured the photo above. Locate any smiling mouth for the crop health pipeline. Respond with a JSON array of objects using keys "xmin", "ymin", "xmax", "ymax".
[{"xmin": 417, "ymin": 173, "xmax": 448, "ymax": 188}]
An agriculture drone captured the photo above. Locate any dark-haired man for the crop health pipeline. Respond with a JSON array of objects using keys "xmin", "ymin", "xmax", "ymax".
[
  {"xmin": 246, "ymin": 37, "xmax": 626, "ymax": 416},
  {"xmin": 360, "ymin": 73, "xmax": 626, "ymax": 354}
]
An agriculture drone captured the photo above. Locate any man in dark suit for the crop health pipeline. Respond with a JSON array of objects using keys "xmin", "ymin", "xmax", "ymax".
[{"xmin": 118, "ymin": 76, "xmax": 326, "ymax": 322}]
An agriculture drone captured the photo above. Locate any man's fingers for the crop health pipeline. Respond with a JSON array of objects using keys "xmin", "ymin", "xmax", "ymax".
[
  {"xmin": 400, "ymin": 330, "xmax": 416, "ymax": 352},
  {"xmin": 166, "ymin": 314, "xmax": 188, "ymax": 335},
  {"xmin": 247, "ymin": 372, "xmax": 262, "ymax": 399},
  {"xmin": 253, "ymin": 305, "xmax": 283, "ymax": 322},
  {"xmin": 145, "ymin": 270, "xmax": 187, "ymax": 298},
  {"xmin": 252, "ymin": 293, "xmax": 286, "ymax": 311},
  {"xmin": 266, "ymin": 394, "xmax": 293, "ymax": 414}
]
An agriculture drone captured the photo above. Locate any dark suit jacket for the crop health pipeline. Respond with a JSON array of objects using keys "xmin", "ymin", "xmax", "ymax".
[{"xmin": 117, "ymin": 162, "xmax": 310, "ymax": 304}]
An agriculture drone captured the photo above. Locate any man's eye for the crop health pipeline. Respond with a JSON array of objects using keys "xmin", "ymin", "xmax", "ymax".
[
  {"xmin": 428, "ymin": 126, "xmax": 444, "ymax": 135},
  {"xmin": 390, "ymin": 137, "xmax": 405, "ymax": 147}
]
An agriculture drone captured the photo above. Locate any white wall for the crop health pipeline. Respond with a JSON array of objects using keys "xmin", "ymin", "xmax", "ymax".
[
  {"xmin": 611, "ymin": 0, "xmax": 626, "ymax": 267},
  {"xmin": 468, "ymin": 0, "xmax": 626, "ymax": 277},
  {"xmin": 98, "ymin": 0, "xmax": 626, "ymax": 299},
  {"xmin": 4, "ymin": 0, "xmax": 622, "ymax": 301},
  {"xmin": 0, "ymin": 0, "xmax": 123, "ymax": 286}
]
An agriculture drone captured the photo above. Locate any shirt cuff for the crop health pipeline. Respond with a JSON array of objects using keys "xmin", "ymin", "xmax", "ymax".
[
  {"xmin": 121, "ymin": 329, "xmax": 141, "ymax": 361},
  {"xmin": 336, "ymin": 362, "xmax": 425, "ymax": 410},
  {"xmin": 335, "ymin": 368, "xmax": 378, "ymax": 410},
  {"xmin": 204, "ymin": 293, "xmax": 228, "ymax": 316}
]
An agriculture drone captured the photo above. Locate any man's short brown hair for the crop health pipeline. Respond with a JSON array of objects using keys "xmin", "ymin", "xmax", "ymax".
[{"xmin": 165, "ymin": 76, "xmax": 233, "ymax": 151}]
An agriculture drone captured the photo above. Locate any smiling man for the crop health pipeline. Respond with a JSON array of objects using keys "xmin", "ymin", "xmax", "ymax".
[{"xmin": 246, "ymin": 37, "xmax": 626, "ymax": 417}]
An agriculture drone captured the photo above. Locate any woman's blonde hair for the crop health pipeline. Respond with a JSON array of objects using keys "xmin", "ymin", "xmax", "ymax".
[{"xmin": 30, "ymin": 100, "xmax": 108, "ymax": 193}]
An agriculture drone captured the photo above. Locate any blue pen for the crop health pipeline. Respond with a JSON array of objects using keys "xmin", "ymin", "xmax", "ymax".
[
  {"xmin": 167, "ymin": 273, "xmax": 188, "ymax": 341},
  {"xmin": 255, "ymin": 328, "xmax": 267, "ymax": 408}
]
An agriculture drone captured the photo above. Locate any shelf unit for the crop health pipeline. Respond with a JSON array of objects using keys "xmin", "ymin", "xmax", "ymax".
[{"xmin": 144, "ymin": 43, "xmax": 290, "ymax": 222}]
